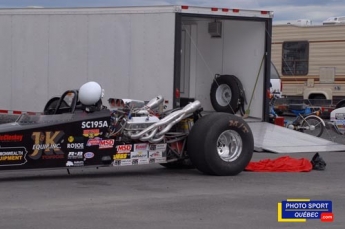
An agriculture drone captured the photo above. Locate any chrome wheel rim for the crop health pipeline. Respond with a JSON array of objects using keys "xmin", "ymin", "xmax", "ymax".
[{"xmin": 217, "ymin": 130, "xmax": 242, "ymax": 162}]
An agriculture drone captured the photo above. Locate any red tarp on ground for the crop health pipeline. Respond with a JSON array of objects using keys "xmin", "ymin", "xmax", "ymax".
[{"xmin": 245, "ymin": 156, "xmax": 313, "ymax": 172}]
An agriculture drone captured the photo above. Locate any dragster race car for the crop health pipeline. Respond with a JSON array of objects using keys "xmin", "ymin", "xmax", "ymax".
[{"xmin": 0, "ymin": 82, "xmax": 254, "ymax": 176}]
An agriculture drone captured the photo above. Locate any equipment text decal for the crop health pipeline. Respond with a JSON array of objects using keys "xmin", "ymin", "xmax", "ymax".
[{"xmin": 0, "ymin": 147, "xmax": 28, "ymax": 166}]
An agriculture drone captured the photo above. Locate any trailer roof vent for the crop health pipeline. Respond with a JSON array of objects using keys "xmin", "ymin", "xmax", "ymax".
[{"xmin": 208, "ymin": 21, "xmax": 222, "ymax": 38}]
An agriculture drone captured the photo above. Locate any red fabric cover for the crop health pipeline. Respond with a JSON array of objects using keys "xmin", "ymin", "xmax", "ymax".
[{"xmin": 245, "ymin": 156, "xmax": 312, "ymax": 172}]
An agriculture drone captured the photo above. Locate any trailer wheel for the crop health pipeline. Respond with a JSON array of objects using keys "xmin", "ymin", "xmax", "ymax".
[
  {"xmin": 187, "ymin": 113, "xmax": 254, "ymax": 176},
  {"xmin": 210, "ymin": 75, "xmax": 240, "ymax": 114}
]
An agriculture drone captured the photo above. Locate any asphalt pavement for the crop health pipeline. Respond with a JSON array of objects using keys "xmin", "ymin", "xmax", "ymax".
[{"xmin": 0, "ymin": 151, "xmax": 344, "ymax": 229}]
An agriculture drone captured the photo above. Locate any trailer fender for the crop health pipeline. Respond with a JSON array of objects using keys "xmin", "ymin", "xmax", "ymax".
[{"xmin": 304, "ymin": 115, "xmax": 326, "ymax": 127}]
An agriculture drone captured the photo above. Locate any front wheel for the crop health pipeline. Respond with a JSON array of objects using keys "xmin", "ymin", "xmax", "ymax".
[
  {"xmin": 187, "ymin": 113, "xmax": 254, "ymax": 176},
  {"xmin": 300, "ymin": 116, "xmax": 325, "ymax": 137}
]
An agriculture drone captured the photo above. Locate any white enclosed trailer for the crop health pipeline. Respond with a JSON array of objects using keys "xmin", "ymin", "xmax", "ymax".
[
  {"xmin": 2, "ymin": 5, "xmax": 344, "ymax": 154},
  {"xmin": 0, "ymin": 5, "xmax": 273, "ymax": 121}
]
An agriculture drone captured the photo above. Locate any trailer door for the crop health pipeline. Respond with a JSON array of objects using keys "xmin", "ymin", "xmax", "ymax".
[
  {"xmin": 180, "ymin": 25, "xmax": 191, "ymax": 98},
  {"xmin": 180, "ymin": 24, "xmax": 197, "ymax": 105}
]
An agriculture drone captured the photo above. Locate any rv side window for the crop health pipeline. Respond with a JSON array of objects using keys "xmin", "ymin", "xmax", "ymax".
[{"xmin": 281, "ymin": 41, "xmax": 309, "ymax": 76}]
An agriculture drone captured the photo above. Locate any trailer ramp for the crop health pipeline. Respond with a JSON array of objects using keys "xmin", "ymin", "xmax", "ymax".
[{"xmin": 247, "ymin": 122, "xmax": 345, "ymax": 153}]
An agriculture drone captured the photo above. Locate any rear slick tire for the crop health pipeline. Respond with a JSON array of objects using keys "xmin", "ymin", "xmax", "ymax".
[{"xmin": 187, "ymin": 113, "xmax": 254, "ymax": 176}]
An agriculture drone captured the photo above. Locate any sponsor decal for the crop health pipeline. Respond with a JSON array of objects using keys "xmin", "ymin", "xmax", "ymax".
[
  {"xmin": 113, "ymin": 159, "xmax": 132, "ymax": 166},
  {"xmin": 149, "ymin": 151, "xmax": 163, "ymax": 158},
  {"xmin": 0, "ymin": 147, "xmax": 28, "ymax": 166},
  {"xmin": 149, "ymin": 143, "xmax": 167, "ymax": 151},
  {"xmin": 113, "ymin": 153, "xmax": 130, "ymax": 160},
  {"xmin": 119, "ymin": 159, "xmax": 132, "ymax": 166},
  {"xmin": 67, "ymin": 143, "xmax": 84, "ymax": 149},
  {"xmin": 84, "ymin": 152, "xmax": 94, "ymax": 159},
  {"xmin": 134, "ymin": 143, "xmax": 148, "ymax": 151},
  {"xmin": 67, "ymin": 136, "xmax": 84, "ymax": 143},
  {"xmin": 68, "ymin": 151, "xmax": 83, "ymax": 160},
  {"xmin": 0, "ymin": 134, "xmax": 23, "ymax": 142},
  {"xmin": 132, "ymin": 159, "xmax": 138, "ymax": 165},
  {"xmin": 81, "ymin": 121, "xmax": 108, "ymax": 129},
  {"xmin": 113, "ymin": 160, "xmax": 121, "ymax": 166},
  {"xmin": 138, "ymin": 158, "xmax": 149, "ymax": 165},
  {"xmin": 154, "ymin": 158, "xmax": 166, "ymax": 163},
  {"xmin": 131, "ymin": 151, "xmax": 148, "ymax": 159},
  {"xmin": 30, "ymin": 131, "xmax": 64, "ymax": 160},
  {"xmin": 149, "ymin": 158, "xmax": 155, "ymax": 164},
  {"xmin": 86, "ymin": 137, "xmax": 102, "ymax": 146},
  {"xmin": 66, "ymin": 160, "xmax": 84, "ymax": 167},
  {"xmin": 68, "ymin": 136, "xmax": 74, "ymax": 143},
  {"xmin": 83, "ymin": 129, "xmax": 100, "ymax": 138},
  {"xmin": 116, "ymin": 144, "xmax": 132, "ymax": 153},
  {"xmin": 99, "ymin": 139, "xmax": 115, "ymax": 149}
]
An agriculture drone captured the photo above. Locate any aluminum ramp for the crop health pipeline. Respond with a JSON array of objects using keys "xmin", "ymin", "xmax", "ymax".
[{"xmin": 247, "ymin": 122, "xmax": 345, "ymax": 153}]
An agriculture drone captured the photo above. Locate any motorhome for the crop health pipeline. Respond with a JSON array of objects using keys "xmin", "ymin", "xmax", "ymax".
[{"xmin": 271, "ymin": 20, "xmax": 345, "ymax": 105}]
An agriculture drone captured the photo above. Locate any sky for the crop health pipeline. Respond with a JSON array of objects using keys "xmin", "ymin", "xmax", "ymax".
[{"xmin": 0, "ymin": 0, "xmax": 344, "ymax": 25}]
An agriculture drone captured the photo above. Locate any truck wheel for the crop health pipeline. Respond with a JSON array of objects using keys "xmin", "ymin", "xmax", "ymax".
[
  {"xmin": 187, "ymin": 113, "xmax": 254, "ymax": 176},
  {"xmin": 210, "ymin": 75, "xmax": 240, "ymax": 114}
]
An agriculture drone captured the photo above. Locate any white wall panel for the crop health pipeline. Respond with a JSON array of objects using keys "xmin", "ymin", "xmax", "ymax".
[
  {"xmin": 11, "ymin": 15, "xmax": 49, "ymax": 111},
  {"xmin": 0, "ymin": 16, "xmax": 12, "ymax": 110}
]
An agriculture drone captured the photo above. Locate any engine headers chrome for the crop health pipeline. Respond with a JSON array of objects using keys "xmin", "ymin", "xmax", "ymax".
[{"xmin": 129, "ymin": 100, "xmax": 201, "ymax": 143}]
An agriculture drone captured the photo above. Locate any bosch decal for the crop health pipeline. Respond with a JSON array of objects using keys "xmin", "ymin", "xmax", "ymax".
[
  {"xmin": 99, "ymin": 139, "xmax": 115, "ymax": 149},
  {"xmin": 0, "ymin": 147, "xmax": 28, "ymax": 166},
  {"xmin": 30, "ymin": 131, "xmax": 65, "ymax": 160},
  {"xmin": 81, "ymin": 121, "xmax": 108, "ymax": 129},
  {"xmin": 116, "ymin": 144, "xmax": 132, "ymax": 153}
]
